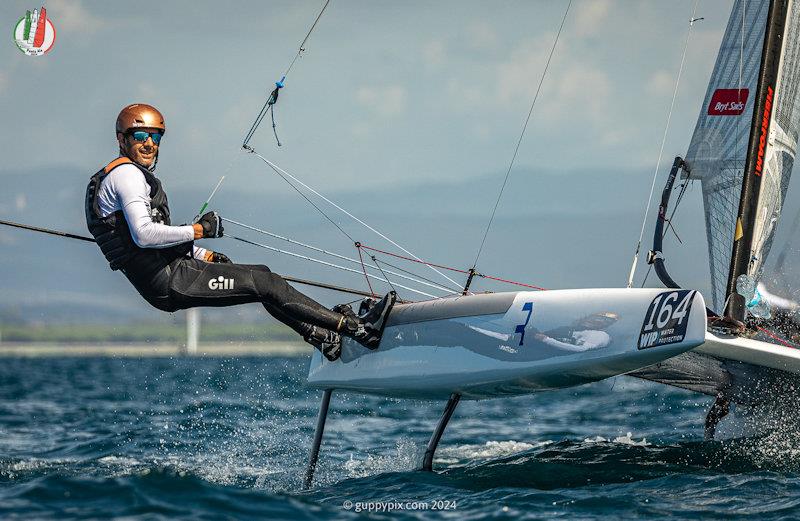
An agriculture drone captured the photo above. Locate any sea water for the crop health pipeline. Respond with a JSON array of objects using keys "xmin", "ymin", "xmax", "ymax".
[{"xmin": 2, "ymin": 355, "xmax": 800, "ymax": 520}]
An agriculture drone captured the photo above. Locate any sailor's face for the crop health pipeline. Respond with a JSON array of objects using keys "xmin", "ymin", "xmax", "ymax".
[{"xmin": 119, "ymin": 129, "xmax": 159, "ymax": 168}]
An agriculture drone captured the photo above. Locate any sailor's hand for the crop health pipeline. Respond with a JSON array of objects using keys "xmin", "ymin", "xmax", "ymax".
[
  {"xmin": 210, "ymin": 251, "xmax": 231, "ymax": 263},
  {"xmin": 194, "ymin": 211, "xmax": 223, "ymax": 239}
]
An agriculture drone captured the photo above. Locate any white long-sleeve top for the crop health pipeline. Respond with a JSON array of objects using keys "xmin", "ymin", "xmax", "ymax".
[{"xmin": 96, "ymin": 163, "xmax": 207, "ymax": 260}]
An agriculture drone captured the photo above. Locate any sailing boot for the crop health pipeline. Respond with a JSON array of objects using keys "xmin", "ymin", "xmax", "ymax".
[
  {"xmin": 332, "ymin": 302, "xmax": 358, "ymax": 321},
  {"xmin": 338, "ymin": 291, "xmax": 397, "ymax": 349},
  {"xmin": 304, "ymin": 326, "xmax": 342, "ymax": 362},
  {"xmin": 357, "ymin": 298, "xmax": 377, "ymax": 317}
]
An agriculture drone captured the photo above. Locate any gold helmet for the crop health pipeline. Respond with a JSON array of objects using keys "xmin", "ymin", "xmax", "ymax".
[{"xmin": 115, "ymin": 103, "xmax": 165, "ymax": 134}]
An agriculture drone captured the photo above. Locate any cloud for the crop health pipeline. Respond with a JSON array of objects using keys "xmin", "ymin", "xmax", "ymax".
[
  {"xmin": 467, "ymin": 22, "xmax": 498, "ymax": 50},
  {"xmin": 351, "ymin": 121, "xmax": 372, "ymax": 140},
  {"xmin": 493, "ymin": 32, "xmax": 614, "ymax": 125},
  {"xmin": 445, "ymin": 78, "xmax": 483, "ymax": 112},
  {"xmin": 422, "ymin": 40, "xmax": 446, "ymax": 68},
  {"xmin": 496, "ymin": 36, "xmax": 551, "ymax": 106},
  {"xmin": 355, "ymin": 85, "xmax": 408, "ymax": 117},
  {"xmin": 47, "ymin": 0, "xmax": 106, "ymax": 33},
  {"xmin": 573, "ymin": 0, "xmax": 611, "ymax": 37},
  {"xmin": 539, "ymin": 65, "xmax": 612, "ymax": 124},
  {"xmin": 15, "ymin": 193, "xmax": 27, "ymax": 211},
  {"xmin": 647, "ymin": 70, "xmax": 675, "ymax": 97},
  {"xmin": 136, "ymin": 82, "xmax": 158, "ymax": 99}
]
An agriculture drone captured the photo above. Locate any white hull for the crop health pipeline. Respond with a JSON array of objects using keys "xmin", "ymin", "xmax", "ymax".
[
  {"xmin": 307, "ymin": 288, "xmax": 707, "ymax": 399},
  {"xmin": 697, "ymin": 331, "xmax": 800, "ymax": 374}
]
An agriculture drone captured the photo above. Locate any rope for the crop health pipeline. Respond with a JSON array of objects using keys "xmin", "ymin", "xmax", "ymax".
[
  {"xmin": 245, "ymin": 150, "xmax": 357, "ymax": 242},
  {"xmin": 359, "ymin": 244, "xmax": 470, "ymax": 274},
  {"xmin": 0, "ymin": 219, "xmax": 375, "ymax": 298},
  {"xmin": 227, "ymin": 234, "xmax": 437, "ymax": 298},
  {"xmin": 368, "ymin": 253, "xmax": 398, "ymax": 295},
  {"xmin": 359, "ymin": 243, "xmax": 547, "ymax": 291},
  {"xmin": 356, "ymin": 243, "xmax": 376, "ymax": 296},
  {"xmin": 472, "ymin": 0, "xmax": 572, "ymax": 269},
  {"xmin": 223, "ymin": 217, "xmax": 456, "ymax": 293},
  {"xmin": 369, "ymin": 255, "xmax": 462, "ymax": 294},
  {"xmin": 242, "ymin": 0, "xmax": 332, "ymax": 148},
  {"xmin": 284, "ymin": 0, "xmax": 331, "ymax": 78},
  {"xmin": 757, "ymin": 325, "xmax": 798, "ymax": 349},
  {"xmin": 479, "ymin": 274, "xmax": 546, "ymax": 292},
  {"xmin": 626, "ymin": 0, "xmax": 701, "ymax": 288},
  {"xmin": 246, "ymin": 150, "xmax": 463, "ymax": 288}
]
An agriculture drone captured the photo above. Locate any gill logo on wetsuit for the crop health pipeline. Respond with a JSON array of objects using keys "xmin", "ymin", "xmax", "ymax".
[
  {"xmin": 208, "ymin": 276, "xmax": 234, "ymax": 290},
  {"xmin": 514, "ymin": 302, "xmax": 534, "ymax": 346}
]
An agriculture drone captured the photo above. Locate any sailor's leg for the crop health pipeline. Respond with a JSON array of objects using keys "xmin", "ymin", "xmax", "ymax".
[
  {"xmin": 166, "ymin": 259, "xmax": 394, "ymax": 349},
  {"xmin": 704, "ymin": 393, "xmax": 731, "ymax": 440},
  {"xmin": 166, "ymin": 259, "xmax": 345, "ymax": 329},
  {"xmin": 262, "ymin": 302, "xmax": 343, "ymax": 361}
]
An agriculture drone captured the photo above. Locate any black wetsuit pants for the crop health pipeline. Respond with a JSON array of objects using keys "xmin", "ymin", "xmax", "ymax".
[{"xmin": 124, "ymin": 258, "xmax": 345, "ymax": 338}]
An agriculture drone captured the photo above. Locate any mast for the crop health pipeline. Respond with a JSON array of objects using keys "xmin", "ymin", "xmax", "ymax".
[{"xmin": 725, "ymin": 0, "xmax": 791, "ymax": 321}]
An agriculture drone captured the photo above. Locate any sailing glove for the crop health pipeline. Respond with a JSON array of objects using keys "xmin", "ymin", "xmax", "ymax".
[
  {"xmin": 197, "ymin": 211, "xmax": 223, "ymax": 238},
  {"xmin": 210, "ymin": 251, "xmax": 231, "ymax": 263}
]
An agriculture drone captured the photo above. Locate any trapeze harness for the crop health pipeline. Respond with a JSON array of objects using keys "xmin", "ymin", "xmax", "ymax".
[{"xmin": 84, "ymin": 157, "xmax": 344, "ymax": 336}]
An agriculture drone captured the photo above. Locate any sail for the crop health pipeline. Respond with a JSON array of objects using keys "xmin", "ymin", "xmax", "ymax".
[
  {"xmin": 751, "ymin": 1, "xmax": 800, "ymax": 299},
  {"xmin": 684, "ymin": 0, "xmax": 800, "ymax": 313},
  {"xmin": 684, "ymin": 0, "xmax": 767, "ymax": 312}
]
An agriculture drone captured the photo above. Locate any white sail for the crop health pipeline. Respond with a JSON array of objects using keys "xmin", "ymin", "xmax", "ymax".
[
  {"xmin": 752, "ymin": 2, "xmax": 800, "ymax": 286},
  {"xmin": 684, "ymin": 0, "xmax": 768, "ymax": 312},
  {"xmin": 685, "ymin": 0, "xmax": 800, "ymax": 313}
]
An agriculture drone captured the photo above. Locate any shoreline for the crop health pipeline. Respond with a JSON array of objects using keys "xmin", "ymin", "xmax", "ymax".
[{"xmin": 0, "ymin": 341, "xmax": 311, "ymax": 357}]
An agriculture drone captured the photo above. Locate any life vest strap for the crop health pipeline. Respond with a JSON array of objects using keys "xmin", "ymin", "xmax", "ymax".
[{"xmin": 103, "ymin": 156, "xmax": 133, "ymax": 174}]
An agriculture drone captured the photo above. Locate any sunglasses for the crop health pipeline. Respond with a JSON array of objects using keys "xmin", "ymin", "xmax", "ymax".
[{"xmin": 128, "ymin": 130, "xmax": 163, "ymax": 145}]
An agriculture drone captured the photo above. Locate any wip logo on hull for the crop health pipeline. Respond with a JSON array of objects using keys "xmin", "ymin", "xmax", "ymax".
[
  {"xmin": 707, "ymin": 88, "xmax": 749, "ymax": 116},
  {"xmin": 208, "ymin": 276, "xmax": 234, "ymax": 290},
  {"xmin": 638, "ymin": 290, "xmax": 696, "ymax": 350}
]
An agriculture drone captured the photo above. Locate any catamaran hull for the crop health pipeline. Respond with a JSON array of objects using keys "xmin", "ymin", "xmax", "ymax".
[
  {"xmin": 632, "ymin": 330, "xmax": 800, "ymax": 407},
  {"xmin": 697, "ymin": 332, "xmax": 800, "ymax": 373},
  {"xmin": 307, "ymin": 288, "xmax": 707, "ymax": 400}
]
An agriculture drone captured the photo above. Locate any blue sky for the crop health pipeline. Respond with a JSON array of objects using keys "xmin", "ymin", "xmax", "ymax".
[{"xmin": 0, "ymin": 0, "xmax": 741, "ymax": 315}]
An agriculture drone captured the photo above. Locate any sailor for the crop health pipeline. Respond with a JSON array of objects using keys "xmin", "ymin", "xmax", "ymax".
[{"xmin": 85, "ymin": 103, "xmax": 394, "ymax": 361}]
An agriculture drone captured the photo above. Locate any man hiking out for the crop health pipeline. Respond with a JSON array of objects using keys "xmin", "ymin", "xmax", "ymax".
[{"xmin": 85, "ymin": 103, "xmax": 394, "ymax": 361}]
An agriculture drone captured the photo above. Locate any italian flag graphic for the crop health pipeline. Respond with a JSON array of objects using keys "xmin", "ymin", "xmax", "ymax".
[{"xmin": 16, "ymin": 6, "xmax": 56, "ymax": 56}]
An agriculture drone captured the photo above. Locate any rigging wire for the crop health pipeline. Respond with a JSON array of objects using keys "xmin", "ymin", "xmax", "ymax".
[
  {"xmin": 226, "ymin": 234, "xmax": 438, "ymax": 298},
  {"xmin": 368, "ymin": 254, "xmax": 398, "ymax": 295},
  {"xmin": 0, "ymin": 219, "xmax": 373, "ymax": 298},
  {"xmin": 472, "ymin": 0, "xmax": 572, "ymax": 269},
  {"xmin": 245, "ymin": 149, "xmax": 464, "ymax": 288},
  {"xmin": 223, "ymin": 217, "xmax": 459, "ymax": 294},
  {"xmin": 626, "ymin": 0, "xmax": 701, "ymax": 288},
  {"xmin": 242, "ymin": 0, "xmax": 332, "ymax": 148},
  {"xmin": 359, "ymin": 243, "xmax": 547, "ymax": 291},
  {"xmin": 368, "ymin": 254, "xmax": 462, "ymax": 294}
]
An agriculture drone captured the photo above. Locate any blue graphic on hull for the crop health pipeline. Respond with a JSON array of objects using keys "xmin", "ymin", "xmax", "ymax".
[{"xmin": 515, "ymin": 302, "xmax": 534, "ymax": 346}]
